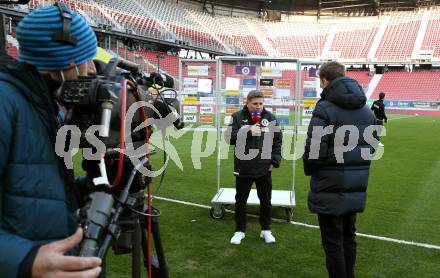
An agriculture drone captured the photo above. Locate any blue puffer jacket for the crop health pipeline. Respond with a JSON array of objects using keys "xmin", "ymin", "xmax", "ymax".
[
  {"xmin": 303, "ymin": 77, "xmax": 377, "ymax": 216},
  {"xmin": 0, "ymin": 62, "xmax": 78, "ymax": 277}
]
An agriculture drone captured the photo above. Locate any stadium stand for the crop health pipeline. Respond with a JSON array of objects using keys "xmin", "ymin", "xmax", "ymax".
[
  {"xmin": 138, "ymin": 50, "xmax": 180, "ymax": 77},
  {"xmin": 5, "ymin": 0, "xmax": 440, "ymax": 109},
  {"xmin": 135, "ymin": 0, "xmax": 226, "ymax": 52},
  {"xmin": 213, "ymin": 16, "xmax": 267, "ymax": 55},
  {"xmin": 420, "ymin": 9, "xmax": 440, "ymax": 58},
  {"xmin": 264, "ymin": 21, "xmax": 328, "ymax": 58},
  {"xmin": 346, "ymin": 70, "xmax": 374, "ymax": 89},
  {"xmin": 23, "ymin": 0, "xmax": 440, "ymax": 61},
  {"xmin": 371, "ymin": 70, "xmax": 440, "ymax": 101},
  {"xmin": 329, "ymin": 22, "xmax": 379, "ymax": 59},
  {"xmin": 374, "ymin": 11, "xmax": 423, "ymax": 61}
]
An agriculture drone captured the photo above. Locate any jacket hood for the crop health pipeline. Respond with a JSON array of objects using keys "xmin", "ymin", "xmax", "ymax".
[
  {"xmin": 321, "ymin": 76, "xmax": 366, "ymax": 110},
  {"xmin": 0, "ymin": 52, "xmax": 17, "ymax": 66},
  {"xmin": 0, "ymin": 62, "xmax": 59, "ymax": 142},
  {"xmin": 0, "ymin": 62, "xmax": 50, "ymax": 101}
]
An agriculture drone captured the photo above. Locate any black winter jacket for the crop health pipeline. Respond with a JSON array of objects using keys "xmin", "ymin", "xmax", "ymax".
[
  {"xmin": 303, "ymin": 77, "xmax": 377, "ymax": 216},
  {"xmin": 0, "ymin": 51, "xmax": 16, "ymax": 66},
  {"xmin": 226, "ymin": 106, "xmax": 282, "ymax": 178},
  {"xmin": 371, "ymin": 99, "xmax": 387, "ymax": 123},
  {"xmin": 0, "ymin": 62, "xmax": 79, "ymax": 277}
]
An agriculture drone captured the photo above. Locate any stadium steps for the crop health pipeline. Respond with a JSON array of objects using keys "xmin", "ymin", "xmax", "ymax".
[
  {"xmin": 368, "ymin": 17, "xmax": 389, "ymax": 59},
  {"xmin": 411, "ymin": 10, "xmax": 431, "ymax": 58},
  {"xmin": 365, "ymin": 74, "xmax": 382, "ymax": 99},
  {"xmin": 421, "ymin": 9, "xmax": 440, "ymax": 58},
  {"xmin": 75, "ymin": 1, "xmax": 99, "ymax": 27},
  {"xmin": 92, "ymin": 1, "xmax": 124, "ymax": 31},
  {"xmin": 185, "ymin": 10, "xmax": 233, "ymax": 54},
  {"xmin": 244, "ymin": 19, "xmax": 278, "ymax": 56},
  {"xmin": 322, "ymin": 25, "xmax": 336, "ymax": 58},
  {"xmin": 375, "ymin": 11, "xmax": 423, "ymax": 61},
  {"xmin": 19, "ymin": 1, "xmax": 440, "ymax": 60},
  {"xmin": 132, "ymin": 0, "xmax": 178, "ymax": 42}
]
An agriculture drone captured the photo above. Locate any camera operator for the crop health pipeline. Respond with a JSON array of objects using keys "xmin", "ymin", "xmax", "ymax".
[{"xmin": 0, "ymin": 5, "xmax": 102, "ymax": 278}]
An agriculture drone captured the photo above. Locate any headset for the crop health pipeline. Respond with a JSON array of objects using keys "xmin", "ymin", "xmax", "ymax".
[{"xmin": 52, "ymin": 2, "xmax": 77, "ymax": 45}]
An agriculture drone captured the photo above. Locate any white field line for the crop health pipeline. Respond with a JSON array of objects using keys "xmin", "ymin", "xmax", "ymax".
[
  {"xmin": 388, "ymin": 115, "xmax": 419, "ymax": 121},
  {"xmin": 153, "ymin": 195, "xmax": 440, "ymax": 251},
  {"xmin": 181, "ymin": 127, "xmax": 306, "ymax": 135}
]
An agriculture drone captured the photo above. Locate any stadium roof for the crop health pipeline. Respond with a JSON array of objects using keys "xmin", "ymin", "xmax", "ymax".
[{"xmin": 188, "ymin": 0, "xmax": 440, "ymax": 16}]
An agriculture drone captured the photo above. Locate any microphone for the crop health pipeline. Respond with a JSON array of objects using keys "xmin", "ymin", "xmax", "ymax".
[{"xmin": 251, "ymin": 110, "xmax": 261, "ymax": 124}]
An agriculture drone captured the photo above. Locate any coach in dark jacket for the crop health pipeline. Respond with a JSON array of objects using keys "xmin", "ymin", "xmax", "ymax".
[
  {"xmin": 303, "ymin": 62, "xmax": 377, "ymax": 278},
  {"xmin": 226, "ymin": 90, "xmax": 282, "ymax": 245}
]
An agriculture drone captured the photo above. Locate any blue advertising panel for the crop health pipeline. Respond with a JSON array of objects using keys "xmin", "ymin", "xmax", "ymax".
[
  {"xmin": 226, "ymin": 96, "xmax": 240, "ymax": 105},
  {"xmin": 243, "ymin": 78, "xmax": 257, "ymax": 86},
  {"xmin": 276, "ymin": 118, "xmax": 290, "ymax": 125},
  {"xmin": 303, "ymin": 89, "xmax": 318, "ymax": 98}
]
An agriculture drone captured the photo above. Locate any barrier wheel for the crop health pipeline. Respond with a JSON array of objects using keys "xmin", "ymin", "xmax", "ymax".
[{"xmin": 210, "ymin": 205, "xmax": 225, "ymax": 219}]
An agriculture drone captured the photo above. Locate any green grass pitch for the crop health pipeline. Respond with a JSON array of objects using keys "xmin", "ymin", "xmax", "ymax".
[{"xmin": 74, "ymin": 114, "xmax": 440, "ymax": 277}]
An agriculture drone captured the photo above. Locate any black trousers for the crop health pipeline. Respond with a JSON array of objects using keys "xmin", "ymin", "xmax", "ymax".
[
  {"xmin": 235, "ymin": 172, "xmax": 272, "ymax": 232},
  {"xmin": 318, "ymin": 213, "xmax": 357, "ymax": 278}
]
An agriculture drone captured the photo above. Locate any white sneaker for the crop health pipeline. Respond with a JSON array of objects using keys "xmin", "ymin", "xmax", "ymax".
[
  {"xmin": 230, "ymin": 232, "xmax": 245, "ymax": 245},
  {"xmin": 379, "ymin": 142, "xmax": 384, "ymax": 147},
  {"xmin": 260, "ymin": 230, "xmax": 276, "ymax": 243}
]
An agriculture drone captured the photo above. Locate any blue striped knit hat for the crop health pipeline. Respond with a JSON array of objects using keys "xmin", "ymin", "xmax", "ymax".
[{"xmin": 17, "ymin": 5, "xmax": 97, "ymax": 71}]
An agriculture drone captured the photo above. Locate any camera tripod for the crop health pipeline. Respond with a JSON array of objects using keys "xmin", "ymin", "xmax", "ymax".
[
  {"xmin": 80, "ymin": 157, "xmax": 169, "ymax": 278},
  {"xmin": 100, "ymin": 193, "xmax": 168, "ymax": 278}
]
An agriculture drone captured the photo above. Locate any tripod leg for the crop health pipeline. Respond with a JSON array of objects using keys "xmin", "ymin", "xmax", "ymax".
[
  {"xmin": 99, "ymin": 257, "xmax": 106, "ymax": 278},
  {"xmin": 132, "ymin": 217, "xmax": 142, "ymax": 278},
  {"xmin": 141, "ymin": 230, "xmax": 149, "ymax": 272},
  {"xmin": 140, "ymin": 209, "xmax": 169, "ymax": 278},
  {"xmin": 151, "ymin": 214, "xmax": 168, "ymax": 278}
]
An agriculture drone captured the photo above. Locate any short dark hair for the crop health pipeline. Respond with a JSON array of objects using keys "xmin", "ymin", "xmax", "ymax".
[
  {"xmin": 379, "ymin": 92, "xmax": 386, "ymax": 100},
  {"xmin": 318, "ymin": 61, "xmax": 345, "ymax": 82},
  {"xmin": 247, "ymin": 90, "xmax": 264, "ymax": 102}
]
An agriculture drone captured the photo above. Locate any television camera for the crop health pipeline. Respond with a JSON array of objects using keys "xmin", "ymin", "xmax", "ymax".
[{"xmin": 56, "ymin": 57, "xmax": 183, "ymax": 278}]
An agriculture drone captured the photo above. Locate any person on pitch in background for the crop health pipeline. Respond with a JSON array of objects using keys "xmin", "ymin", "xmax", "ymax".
[
  {"xmin": 225, "ymin": 90, "xmax": 282, "ymax": 245},
  {"xmin": 0, "ymin": 4, "xmax": 102, "ymax": 277},
  {"xmin": 371, "ymin": 92, "xmax": 387, "ymax": 147},
  {"xmin": 303, "ymin": 61, "xmax": 377, "ymax": 278},
  {"xmin": 371, "ymin": 92, "xmax": 388, "ymax": 125}
]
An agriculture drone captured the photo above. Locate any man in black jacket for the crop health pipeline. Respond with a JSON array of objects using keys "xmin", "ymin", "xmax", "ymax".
[
  {"xmin": 371, "ymin": 92, "xmax": 388, "ymax": 125},
  {"xmin": 303, "ymin": 61, "xmax": 377, "ymax": 278},
  {"xmin": 226, "ymin": 90, "xmax": 282, "ymax": 244}
]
